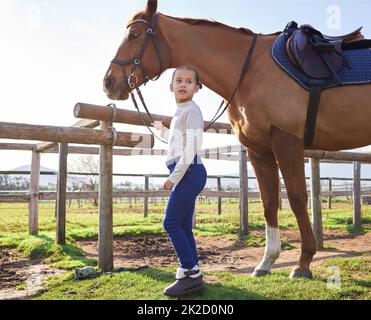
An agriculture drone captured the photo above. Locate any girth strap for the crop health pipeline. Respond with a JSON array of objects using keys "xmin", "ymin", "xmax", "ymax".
[{"xmin": 304, "ymin": 84, "xmax": 322, "ymax": 147}]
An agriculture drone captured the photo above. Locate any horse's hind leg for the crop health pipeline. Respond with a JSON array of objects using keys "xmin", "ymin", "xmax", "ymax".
[
  {"xmin": 270, "ymin": 126, "xmax": 317, "ymax": 279},
  {"xmin": 247, "ymin": 148, "xmax": 281, "ymax": 277}
]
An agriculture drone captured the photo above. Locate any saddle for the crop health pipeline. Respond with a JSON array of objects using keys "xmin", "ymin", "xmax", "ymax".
[
  {"xmin": 285, "ymin": 22, "xmax": 365, "ymax": 83},
  {"xmin": 282, "ymin": 21, "xmax": 371, "ymax": 147}
]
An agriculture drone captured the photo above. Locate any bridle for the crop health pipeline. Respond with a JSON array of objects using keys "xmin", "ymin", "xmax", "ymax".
[
  {"xmin": 110, "ymin": 12, "xmax": 258, "ymax": 144},
  {"xmin": 111, "ymin": 13, "xmax": 164, "ymax": 89},
  {"xmin": 111, "ymin": 13, "xmax": 168, "ymax": 144}
]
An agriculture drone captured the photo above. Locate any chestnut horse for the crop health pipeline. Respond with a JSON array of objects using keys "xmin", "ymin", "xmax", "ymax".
[{"xmin": 103, "ymin": 0, "xmax": 371, "ymax": 279}]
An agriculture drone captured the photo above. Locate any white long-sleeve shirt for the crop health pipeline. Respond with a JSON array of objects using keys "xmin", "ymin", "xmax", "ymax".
[{"xmin": 160, "ymin": 100, "xmax": 204, "ymax": 185}]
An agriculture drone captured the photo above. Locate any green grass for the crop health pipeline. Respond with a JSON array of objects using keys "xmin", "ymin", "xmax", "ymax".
[
  {"xmin": 34, "ymin": 257, "xmax": 370, "ymax": 300},
  {"xmin": 0, "ymin": 201, "xmax": 370, "ymax": 300},
  {"xmin": 1, "ymin": 201, "xmax": 370, "ymax": 237},
  {"xmin": 0, "ymin": 232, "xmax": 96, "ymax": 270}
]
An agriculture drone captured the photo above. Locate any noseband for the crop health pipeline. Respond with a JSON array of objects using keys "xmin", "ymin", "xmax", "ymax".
[{"xmin": 110, "ymin": 13, "xmax": 163, "ymax": 89}]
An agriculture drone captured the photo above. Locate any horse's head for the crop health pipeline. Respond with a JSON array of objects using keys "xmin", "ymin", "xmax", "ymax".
[{"xmin": 103, "ymin": 0, "xmax": 170, "ymax": 100}]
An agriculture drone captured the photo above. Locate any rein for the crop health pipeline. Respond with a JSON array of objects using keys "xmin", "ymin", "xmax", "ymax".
[
  {"xmin": 110, "ymin": 13, "xmax": 258, "ymax": 143},
  {"xmin": 205, "ymin": 33, "xmax": 258, "ymax": 131}
]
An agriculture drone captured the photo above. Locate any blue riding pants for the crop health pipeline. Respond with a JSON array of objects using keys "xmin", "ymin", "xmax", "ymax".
[{"xmin": 163, "ymin": 155, "xmax": 207, "ymax": 269}]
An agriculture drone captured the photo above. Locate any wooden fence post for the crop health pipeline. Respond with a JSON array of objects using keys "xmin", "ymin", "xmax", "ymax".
[
  {"xmin": 56, "ymin": 143, "xmax": 68, "ymax": 245},
  {"xmin": 98, "ymin": 121, "xmax": 113, "ymax": 272},
  {"xmin": 353, "ymin": 162, "xmax": 362, "ymax": 228},
  {"xmin": 239, "ymin": 146, "xmax": 248, "ymax": 238},
  {"xmin": 306, "ymin": 178, "xmax": 311, "ymax": 209},
  {"xmin": 144, "ymin": 176, "xmax": 149, "ymax": 218},
  {"xmin": 279, "ymin": 179, "xmax": 283, "ymax": 210},
  {"xmin": 217, "ymin": 177, "xmax": 222, "ymax": 215},
  {"xmin": 328, "ymin": 178, "xmax": 332, "ymax": 210},
  {"xmin": 29, "ymin": 150, "xmax": 40, "ymax": 235},
  {"xmin": 192, "ymin": 207, "xmax": 196, "ymax": 228},
  {"xmin": 310, "ymin": 158, "xmax": 323, "ymax": 249}
]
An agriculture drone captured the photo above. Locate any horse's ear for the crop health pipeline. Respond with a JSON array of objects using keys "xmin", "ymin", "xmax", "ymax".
[{"xmin": 145, "ymin": 0, "xmax": 158, "ymax": 17}]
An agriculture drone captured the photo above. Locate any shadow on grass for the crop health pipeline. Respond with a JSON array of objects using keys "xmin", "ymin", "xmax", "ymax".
[
  {"xmin": 31, "ymin": 267, "xmax": 270, "ymax": 300},
  {"xmin": 194, "ymin": 225, "xmax": 240, "ymax": 235},
  {"xmin": 345, "ymin": 225, "xmax": 367, "ymax": 234},
  {"xmin": 20, "ymin": 234, "xmax": 96, "ymax": 268},
  {"xmin": 70, "ymin": 228, "xmax": 165, "ymax": 242},
  {"xmin": 353, "ymin": 279, "xmax": 371, "ymax": 289},
  {"xmin": 139, "ymin": 268, "xmax": 270, "ymax": 300},
  {"xmin": 182, "ymin": 282, "xmax": 270, "ymax": 300},
  {"xmin": 324, "ymin": 217, "xmax": 370, "ymax": 234}
]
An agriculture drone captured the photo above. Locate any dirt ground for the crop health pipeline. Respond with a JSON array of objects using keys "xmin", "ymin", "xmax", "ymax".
[
  {"xmin": 0, "ymin": 228, "xmax": 369, "ymax": 300},
  {"xmin": 0, "ymin": 249, "xmax": 62, "ymax": 300},
  {"xmin": 79, "ymin": 228, "xmax": 370, "ymax": 274},
  {"xmin": 0, "ymin": 249, "xmax": 29, "ymax": 291}
]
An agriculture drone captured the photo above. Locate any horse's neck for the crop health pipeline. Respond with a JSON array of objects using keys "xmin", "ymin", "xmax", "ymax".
[{"xmin": 159, "ymin": 14, "xmax": 256, "ymax": 99}]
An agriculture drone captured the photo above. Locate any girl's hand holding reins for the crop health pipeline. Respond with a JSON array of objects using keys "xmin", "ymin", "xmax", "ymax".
[
  {"xmin": 164, "ymin": 179, "xmax": 175, "ymax": 190},
  {"xmin": 152, "ymin": 121, "xmax": 165, "ymax": 131}
]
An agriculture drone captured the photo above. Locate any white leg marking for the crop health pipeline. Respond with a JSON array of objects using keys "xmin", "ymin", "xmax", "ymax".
[{"xmin": 254, "ymin": 225, "xmax": 281, "ymax": 273}]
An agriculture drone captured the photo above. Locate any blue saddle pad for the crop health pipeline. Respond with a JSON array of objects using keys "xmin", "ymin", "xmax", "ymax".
[{"xmin": 271, "ymin": 33, "xmax": 371, "ymax": 91}]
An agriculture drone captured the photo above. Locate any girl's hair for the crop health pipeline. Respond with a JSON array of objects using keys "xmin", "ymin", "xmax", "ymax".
[{"xmin": 171, "ymin": 65, "xmax": 203, "ymax": 89}]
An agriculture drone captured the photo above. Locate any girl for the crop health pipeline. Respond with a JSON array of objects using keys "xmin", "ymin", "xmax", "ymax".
[{"xmin": 152, "ymin": 65, "xmax": 207, "ymax": 297}]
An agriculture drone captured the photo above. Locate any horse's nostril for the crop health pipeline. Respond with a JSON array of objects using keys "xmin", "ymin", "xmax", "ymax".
[{"xmin": 104, "ymin": 77, "xmax": 113, "ymax": 90}]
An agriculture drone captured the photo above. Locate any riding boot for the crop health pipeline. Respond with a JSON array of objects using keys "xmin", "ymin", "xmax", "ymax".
[{"xmin": 163, "ymin": 266, "xmax": 205, "ymax": 297}]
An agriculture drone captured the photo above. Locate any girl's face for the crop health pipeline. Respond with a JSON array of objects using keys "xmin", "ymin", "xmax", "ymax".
[{"xmin": 170, "ymin": 69, "xmax": 200, "ymax": 104}]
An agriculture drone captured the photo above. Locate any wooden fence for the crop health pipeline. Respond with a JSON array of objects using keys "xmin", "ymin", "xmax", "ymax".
[{"xmin": 1, "ymin": 102, "xmax": 371, "ymax": 271}]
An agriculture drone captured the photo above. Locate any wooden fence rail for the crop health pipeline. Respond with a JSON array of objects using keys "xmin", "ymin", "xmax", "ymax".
[
  {"xmin": 74, "ymin": 103, "xmax": 234, "ymax": 135},
  {"xmin": 0, "ymin": 121, "xmax": 154, "ymax": 148},
  {"xmin": 2, "ymin": 189, "xmax": 371, "ymax": 203}
]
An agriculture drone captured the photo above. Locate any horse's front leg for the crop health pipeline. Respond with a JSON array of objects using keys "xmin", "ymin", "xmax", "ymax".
[
  {"xmin": 247, "ymin": 148, "xmax": 281, "ymax": 277},
  {"xmin": 270, "ymin": 125, "xmax": 317, "ymax": 279}
]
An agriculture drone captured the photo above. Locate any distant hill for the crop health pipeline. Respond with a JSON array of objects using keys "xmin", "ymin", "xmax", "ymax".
[
  {"xmin": 13, "ymin": 165, "xmax": 57, "ymax": 173},
  {"xmin": 10, "ymin": 165, "xmax": 58, "ymax": 187}
]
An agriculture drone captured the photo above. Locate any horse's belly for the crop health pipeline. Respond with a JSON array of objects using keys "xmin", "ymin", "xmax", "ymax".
[
  {"xmin": 313, "ymin": 85, "xmax": 371, "ymax": 151},
  {"xmin": 312, "ymin": 129, "xmax": 371, "ymax": 151}
]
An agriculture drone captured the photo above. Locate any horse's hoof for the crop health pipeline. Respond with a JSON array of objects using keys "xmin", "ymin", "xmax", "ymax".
[
  {"xmin": 289, "ymin": 268, "xmax": 313, "ymax": 279},
  {"xmin": 251, "ymin": 270, "xmax": 271, "ymax": 277}
]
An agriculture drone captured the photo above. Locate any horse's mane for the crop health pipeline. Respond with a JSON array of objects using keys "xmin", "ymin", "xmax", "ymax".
[
  {"xmin": 163, "ymin": 14, "xmax": 256, "ymax": 36},
  {"xmin": 128, "ymin": 11, "xmax": 280, "ymax": 36}
]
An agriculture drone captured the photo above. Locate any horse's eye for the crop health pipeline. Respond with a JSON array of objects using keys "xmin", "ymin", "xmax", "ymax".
[{"xmin": 128, "ymin": 33, "xmax": 139, "ymax": 41}]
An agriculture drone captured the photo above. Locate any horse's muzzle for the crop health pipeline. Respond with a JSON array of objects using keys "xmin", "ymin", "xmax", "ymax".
[{"xmin": 103, "ymin": 73, "xmax": 129, "ymax": 101}]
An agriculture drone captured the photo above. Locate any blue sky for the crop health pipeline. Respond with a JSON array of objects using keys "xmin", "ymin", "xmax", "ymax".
[{"xmin": 0, "ymin": 0, "xmax": 370, "ymax": 175}]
